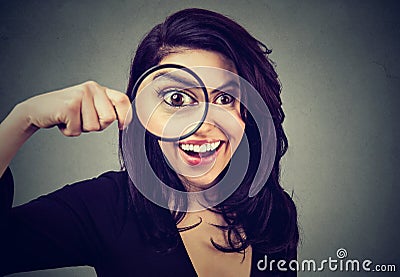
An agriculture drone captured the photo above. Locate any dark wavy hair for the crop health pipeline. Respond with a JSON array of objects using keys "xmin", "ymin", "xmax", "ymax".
[{"xmin": 118, "ymin": 8, "xmax": 298, "ymax": 257}]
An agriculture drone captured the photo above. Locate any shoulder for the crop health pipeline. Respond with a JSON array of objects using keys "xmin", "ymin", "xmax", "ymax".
[
  {"xmin": 59, "ymin": 169, "xmax": 129, "ymax": 199},
  {"xmin": 41, "ymin": 170, "xmax": 131, "ymax": 217}
]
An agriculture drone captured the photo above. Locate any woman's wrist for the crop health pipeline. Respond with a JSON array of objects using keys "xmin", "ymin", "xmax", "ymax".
[
  {"xmin": 0, "ymin": 103, "xmax": 39, "ymax": 176},
  {"xmin": 11, "ymin": 102, "xmax": 40, "ymax": 136}
]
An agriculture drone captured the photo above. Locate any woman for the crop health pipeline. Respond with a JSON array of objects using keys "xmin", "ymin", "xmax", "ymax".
[{"xmin": 0, "ymin": 8, "xmax": 298, "ymax": 276}]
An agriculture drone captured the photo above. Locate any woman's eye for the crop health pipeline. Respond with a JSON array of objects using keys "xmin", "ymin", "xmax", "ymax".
[
  {"xmin": 163, "ymin": 90, "xmax": 196, "ymax": 107},
  {"xmin": 215, "ymin": 93, "xmax": 235, "ymax": 105}
]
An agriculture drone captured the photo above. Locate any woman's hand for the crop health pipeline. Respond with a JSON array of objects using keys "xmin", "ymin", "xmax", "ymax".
[
  {"xmin": 0, "ymin": 81, "xmax": 131, "ymax": 175},
  {"xmin": 21, "ymin": 81, "xmax": 132, "ymax": 136}
]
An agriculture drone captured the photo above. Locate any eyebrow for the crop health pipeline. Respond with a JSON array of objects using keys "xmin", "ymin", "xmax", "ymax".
[
  {"xmin": 153, "ymin": 70, "xmax": 240, "ymax": 95},
  {"xmin": 153, "ymin": 71, "xmax": 198, "ymax": 88},
  {"xmin": 211, "ymin": 80, "xmax": 240, "ymax": 96}
]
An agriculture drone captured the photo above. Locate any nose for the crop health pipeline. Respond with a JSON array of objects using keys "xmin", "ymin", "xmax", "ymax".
[
  {"xmin": 192, "ymin": 103, "xmax": 238, "ymax": 137},
  {"xmin": 184, "ymin": 102, "xmax": 221, "ymax": 137},
  {"xmin": 193, "ymin": 121, "xmax": 217, "ymax": 136}
]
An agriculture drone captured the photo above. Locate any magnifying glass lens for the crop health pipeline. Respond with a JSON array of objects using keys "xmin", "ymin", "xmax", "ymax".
[{"xmin": 134, "ymin": 66, "xmax": 207, "ymax": 141}]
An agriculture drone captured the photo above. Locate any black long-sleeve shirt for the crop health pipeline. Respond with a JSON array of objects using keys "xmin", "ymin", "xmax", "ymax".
[{"xmin": 0, "ymin": 167, "xmax": 295, "ymax": 276}]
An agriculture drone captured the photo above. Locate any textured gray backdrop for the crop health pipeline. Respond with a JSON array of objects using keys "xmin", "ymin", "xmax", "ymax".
[{"xmin": 1, "ymin": 0, "xmax": 399, "ymax": 276}]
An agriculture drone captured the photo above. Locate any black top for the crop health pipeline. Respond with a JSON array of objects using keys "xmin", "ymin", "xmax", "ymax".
[{"xmin": 0, "ymin": 167, "xmax": 295, "ymax": 276}]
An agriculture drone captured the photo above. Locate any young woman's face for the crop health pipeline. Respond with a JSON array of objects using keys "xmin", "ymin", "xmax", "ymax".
[{"xmin": 157, "ymin": 49, "xmax": 245, "ymax": 191}]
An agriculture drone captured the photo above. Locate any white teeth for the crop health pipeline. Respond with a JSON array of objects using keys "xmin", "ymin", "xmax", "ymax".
[
  {"xmin": 199, "ymin": 144, "xmax": 207, "ymax": 152},
  {"xmin": 179, "ymin": 141, "xmax": 221, "ymax": 153}
]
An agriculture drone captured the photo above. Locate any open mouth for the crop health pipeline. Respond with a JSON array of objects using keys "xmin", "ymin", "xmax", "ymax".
[{"xmin": 178, "ymin": 140, "xmax": 223, "ymax": 165}]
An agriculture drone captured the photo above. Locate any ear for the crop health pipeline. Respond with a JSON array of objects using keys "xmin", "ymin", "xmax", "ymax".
[{"xmin": 241, "ymin": 106, "xmax": 248, "ymax": 121}]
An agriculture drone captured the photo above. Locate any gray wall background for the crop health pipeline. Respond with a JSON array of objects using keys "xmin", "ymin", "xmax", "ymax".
[{"xmin": 1, "ymin": 0, "xmax": 399, "ymax": 276}]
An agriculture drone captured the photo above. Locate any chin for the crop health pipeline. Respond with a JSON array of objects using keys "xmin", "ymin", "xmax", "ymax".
[{"xmin": 179, "ymin": 170, "xmax": 219, "ymax": 188}]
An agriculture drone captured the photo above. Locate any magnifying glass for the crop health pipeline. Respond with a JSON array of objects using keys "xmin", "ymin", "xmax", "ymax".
[{"xmin": 132, "ymin": 64, "xmax": 209, "ymax": 142}]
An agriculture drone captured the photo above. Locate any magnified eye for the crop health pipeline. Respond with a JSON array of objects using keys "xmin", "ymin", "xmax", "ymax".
[
  {"xmin": 162, "ymin": 89, "xmax": 197, "ymax": 107},
  {"xmin": 215, "ymin": 93, "xmax": 235, "ymax": 105}
]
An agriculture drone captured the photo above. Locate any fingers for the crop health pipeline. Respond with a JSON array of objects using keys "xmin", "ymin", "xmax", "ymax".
[
  {"xmin": 88, "ymin": 82, "xmax": 116, "ymax": 130},
  {"xmin": 57, "ymin": 81, "xmax": 130, "ymax": 136},
  {"xmin": 59, "ymin": 97, "xmax": 82, "ymax": 137},
  {"xmin": 81, "ymin": 89, "xmax": 101, "ymax": 132},
  {"xmin": 84, "ymin": 81, "xmax": 131, "ymax": 131},
  {"xmin": 105, "ymin": 88, "xmax": 132, "ymax": 129}
]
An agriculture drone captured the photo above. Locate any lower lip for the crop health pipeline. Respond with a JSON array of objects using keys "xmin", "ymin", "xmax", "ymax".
[{"xmin": 178, "ymin": 144, "xmax": 223, "ymax": 166}]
